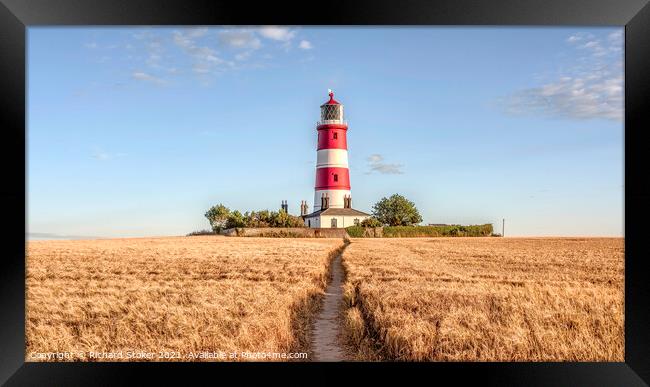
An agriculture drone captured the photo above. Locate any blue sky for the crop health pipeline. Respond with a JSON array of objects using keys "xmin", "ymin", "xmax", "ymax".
[{"xmin": 27, "ymin": 27, "xmax": 624, "ymax": 238}]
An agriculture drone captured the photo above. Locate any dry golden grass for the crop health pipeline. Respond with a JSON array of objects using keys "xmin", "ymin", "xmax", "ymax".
[
  {"xmin": 342, "ymin": 237, "xmax": 624, "ymax": 361},
  {"xmin": 26, "ymin": 236, "xmax": 344, "ymax": 361}
]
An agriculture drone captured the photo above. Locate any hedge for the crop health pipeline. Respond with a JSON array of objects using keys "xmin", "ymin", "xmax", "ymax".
[
  {"xmin": 345, "ymin": 226, "xmax": 365, "ymax": 238},
  {"xmin": 346, "ymin": 224, "xmax": 493, "ymax": 238}
]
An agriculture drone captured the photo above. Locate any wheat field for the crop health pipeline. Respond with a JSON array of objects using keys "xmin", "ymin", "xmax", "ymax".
[
  {"xmin": 342, "ymin": 237, "xmax": 624, "ymax": 361},
  {"xmin": 27, "ymin": 236, "xmax": 624, "ymax": 362},
  {"xmin": 26, "ymin": 236, "xmax": 344, "ymax": 361}
]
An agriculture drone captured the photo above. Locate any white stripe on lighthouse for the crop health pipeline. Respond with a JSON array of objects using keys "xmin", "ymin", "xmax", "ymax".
[
  {"xmin": 316, "ymin": 149, "xmax": 349, "ymax": 168},
  {"xmin": 314, "ymin": 189, "xmax": 352, "ymax": 211}
]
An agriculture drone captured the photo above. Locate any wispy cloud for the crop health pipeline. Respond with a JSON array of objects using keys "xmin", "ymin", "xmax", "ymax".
[
  {"xmin": 172, "ymin": 29, "xmax": 230, "ymax": 76},
  {"xmin": 258, "ymin": 26, "xmax": 296, "ymax": 42},
  {"xmin": 298, "ymin": 40, "xmax": 313, "ymax": 50},
  {"xmin": 88, "ymin": 27, "xmax": 312, "ymax": 87},
  {"xmin": 218, "ymin": 29, "xmax": 263, "ymax": 63},
  {"xmin": 91, "ymin": 148, "xmax": 126, "ymax": 161},
  {"xmin": 218, "ymin": 29, "xmax": 262, "ymax": 50},
  {"xmin": 503, "ymin": 30, "xmax": 623, "ymax": 122},
  {"xmin": 132, "ymin": 71, "xmax": 167, "ymax": 85},
  {"xmin": 366, "ymin": 154, "xmax": 404, "ymax": 174},
  {"xmin": 258, "ymin": 26, "xmax": 298, "ymax": 50}
]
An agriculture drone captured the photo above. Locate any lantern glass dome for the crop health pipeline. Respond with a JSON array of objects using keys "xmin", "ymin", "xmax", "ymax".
[{"xmin": 320, "ymin": 104, "xmax": 344, "ymax": 122}]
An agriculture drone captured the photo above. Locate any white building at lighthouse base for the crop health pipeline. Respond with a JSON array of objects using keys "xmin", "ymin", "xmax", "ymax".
[{"xmin": 302, "ymin": 207, "xmax": 370, "ymax": 229}]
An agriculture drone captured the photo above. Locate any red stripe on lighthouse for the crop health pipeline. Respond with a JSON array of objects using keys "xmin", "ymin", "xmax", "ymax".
[
  {"xmin": 315, "ymin": 167, "xmax": 350, "ymax": 190},
  {"xmin": 317, "ymin": 128, "xmax": 348, "ymax": 150},
  {"xmin": 317, "ymin": 123, "xmax": 347, "ymax": 130}
]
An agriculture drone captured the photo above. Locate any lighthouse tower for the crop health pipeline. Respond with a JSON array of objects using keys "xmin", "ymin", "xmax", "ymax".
[
  {"xmin": 314, "ymin": 90, "xmax": 351, "ymax": 211},
  {"xmin": 302, "ymin": 90, "xmax": 370, "ymax": 228}
]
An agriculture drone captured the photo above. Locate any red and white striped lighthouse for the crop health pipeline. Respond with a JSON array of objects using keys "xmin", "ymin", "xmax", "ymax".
[{"xmin": 313, "ymin": 90, "xmax": 352, "ymax": 211}]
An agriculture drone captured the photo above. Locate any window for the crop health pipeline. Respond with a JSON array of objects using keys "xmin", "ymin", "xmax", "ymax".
[
  {"xmin": 333, "ymin": 174, "xmax": 338, "ymax": 182},
  {"xmin": 308, "ymin": 220, "xmax": 311, "ymax": 227},
  {"xmin": 354, "ymin": 218, "xmax": 360, "ymax": 226},
  {"xmin": 331, "ymin": 218, "xmax": 338, "ymax": 228},
  {"xmin": 333, "ymin": 132, "xmax": 338, "ymax": 139}
]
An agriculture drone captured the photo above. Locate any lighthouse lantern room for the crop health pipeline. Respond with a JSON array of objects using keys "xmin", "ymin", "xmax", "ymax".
[{"xmin": 301, "ymin": 90, "xmax": 370, "ymax": 228}]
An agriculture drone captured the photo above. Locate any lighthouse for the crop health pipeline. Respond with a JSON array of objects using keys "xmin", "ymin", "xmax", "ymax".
[{"xmin": 302, "ymin": 90, "xmax": 370, "ymax": 228}]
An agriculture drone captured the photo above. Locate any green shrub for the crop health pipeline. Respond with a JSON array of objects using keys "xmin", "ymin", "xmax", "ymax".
[
  {"xmin": 345, "ymin": 226, "xmax": 365, "ymax": 238},
  {"xmin": 205, "ymin": 204, "xmax": 306, "ymax": 229},
  {"xmin": 186, "ymin": 229, "xmax": 216, "ymax": 236},
  {"xmin": 225, "ymin": 210, "xmax": 246, "ymax": 229},
  {"xmin": 381, "ymin": 224, "xmax": 493, "ymax": 237},
  {"xmin": 360, "ymin": 217, "xmax": 382, "ymax": 227}
]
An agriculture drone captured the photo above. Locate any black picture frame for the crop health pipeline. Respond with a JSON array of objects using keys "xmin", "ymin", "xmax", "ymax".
[{"xmin": 1, "ymin": 0, "xmax": 648, "ymax": 385}]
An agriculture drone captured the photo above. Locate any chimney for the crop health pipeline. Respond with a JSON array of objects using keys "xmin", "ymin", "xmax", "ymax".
[{"xmin": 344, "ymin": 195, "xmax": 351, "ymax": 208}]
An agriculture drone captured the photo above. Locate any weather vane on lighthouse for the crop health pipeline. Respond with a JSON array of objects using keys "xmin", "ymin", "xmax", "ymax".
[{"xmin": 300, "ymin": 90, "xmax": 370, "ymax": 228}]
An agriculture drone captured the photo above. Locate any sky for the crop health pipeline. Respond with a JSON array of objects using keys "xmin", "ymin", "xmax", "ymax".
[{"xmin": 27, "ymin": 26, "xmax": 624, "ymax": 238}]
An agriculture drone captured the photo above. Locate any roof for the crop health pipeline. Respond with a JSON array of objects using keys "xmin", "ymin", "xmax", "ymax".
[
  {"xmin": 322, "ymin": 90, "xmax": 340, "ymax": 106},
  {"xmin": 303, "ymin": 207, "xmax": 370, "ymax": 218}
]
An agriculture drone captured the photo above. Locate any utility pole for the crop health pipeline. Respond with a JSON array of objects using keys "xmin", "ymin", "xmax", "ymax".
[{"xmin": 502, "ymin": 218, "xmax": 505, "ymax": 237}]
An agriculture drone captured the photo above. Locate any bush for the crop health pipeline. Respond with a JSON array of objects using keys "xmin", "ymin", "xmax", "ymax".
[
  {"xmin": 382, "ymin": 224, "xmax": 493, "ymax": 237},
  {"xmin": 186, "ymin": 229, "xmax": 216, "ymax": 236},
  {"xmin": 225, "ymin": 210, "xmax": 246, "ymax": 229},
  {"xmin": 205, "ymin": 204, "xmax": 306, "ymax": 230},
  {"xmin": 270, "ymin": 209, "xmax": 306, "ymax": 228},
  {"xmin": 360, "ymin": 217, "xmax": 382, "ymax": 228},
  {"xmin": 345, "ymin": 226, "xmax": 365, "ymax": 238}
]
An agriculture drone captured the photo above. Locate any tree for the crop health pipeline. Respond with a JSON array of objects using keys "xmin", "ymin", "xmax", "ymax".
[
  {"xmin": 271, "ymin": 209, "xmax": 305, "ymax": 228},
  {"xmin": 371, "ymin": 194, "xmax": 422, "ymax": 226},
  {"xmin": 205, "ymin": 204, "xmax": 231, "ymax": 232},
  {"xmin": 204, "ymin": 204, "xmax": 306, "ymax": 231},
  {"xmin": 360, "ymin": 216, "xmax": 382, "ymax": 228},
  {"xmin": 225, "ymin": 210, "xmax": 246, "ymax": 229}
]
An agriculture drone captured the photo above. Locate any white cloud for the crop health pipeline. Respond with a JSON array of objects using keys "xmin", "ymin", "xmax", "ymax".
[
  {"xmin": 298, "ymin": 40, "xmax": 313, "ymax": 50},
  {"xmin": 258, "ymin": 26, "xmax": 296, "ymax": 41},
  {"xmin": 503, "ymin": 30, "xmax": 623, "ymax": 122},
  {"xmin": 172, "ymin": 29, "xmax": 226, "ymax": 75},
  {"xmin": 608, "ymin": 30, "xmax": 623, "ymax": 41},
  {"xmin": 235, "ymin": 51, "xmax": 252, "ymax": 61},
  {"xmin": 172, "ymin": 32, "xmax": 193, "ymax": 49},
  {"xmin": 185, "ymin": 27, "xmax": 209, "ymax": 38},
  {"xmin": 367, "ymin": 154, "xmax": 383, "ymax": 163},
  {"xmin": 131, "ymin": 71, "xmax": 166, "ymax": 84},
  {"xmin": 120, "ymin": 27, "xmax": 313, "ymax": 86},
  {"xmin": 85, "ymin": 42, "xmax": 98, "ymax": 49},
  {"xmin": 366, "ymin": 154, "xmax": 404, "ymax": 174},
  {"xmin": 566, "ymin": 35, "xmax": 582, "ymax": 43},
  {"xmin": 91, "ymin": 148, "xmax": 126, "ymax": 161},
  {"xmin": 218, "ymin": 30, "xmax": 262, "ymax": 50}
]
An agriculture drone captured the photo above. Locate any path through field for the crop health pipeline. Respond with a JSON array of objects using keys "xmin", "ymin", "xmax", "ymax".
[{"xmin": 310, "ymin": 245, "xmax": 348, "ymax": 361}]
